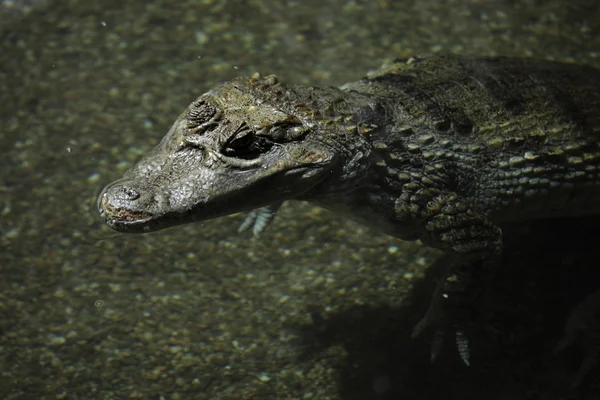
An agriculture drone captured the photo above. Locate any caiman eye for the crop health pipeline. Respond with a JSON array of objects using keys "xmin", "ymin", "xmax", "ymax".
[
  {"xmin": 228, "ymin": 131, "xmax": 254, "ymax": 150},
  {"xmin": 223, "ymin": 129, "xmax": 272, "ymax": 159}
]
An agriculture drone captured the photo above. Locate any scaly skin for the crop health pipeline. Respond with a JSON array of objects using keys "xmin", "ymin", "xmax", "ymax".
[{"xmin": 98, "ymin": 55, "xmax": 600, "ymax": 363}]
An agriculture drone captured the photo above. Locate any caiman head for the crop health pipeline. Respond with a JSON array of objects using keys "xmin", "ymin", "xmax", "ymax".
[{"xmin": 98, "ymin": 74, "xmax": 374, "ymax": 232}]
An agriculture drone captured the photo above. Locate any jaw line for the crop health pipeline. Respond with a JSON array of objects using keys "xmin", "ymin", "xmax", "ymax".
[
  {"xmin": 106, "ymin": 216, "xmax": 154, "ymax": 231},
  {"xmin": 102, "ymin": 162, "xmax": 328, "ymax": 233}
]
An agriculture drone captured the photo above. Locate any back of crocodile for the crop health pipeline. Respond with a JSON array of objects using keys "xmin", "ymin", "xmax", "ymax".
[{"xmin": 345, "ymin": 55, "xmax": 600, "ymax": 221}]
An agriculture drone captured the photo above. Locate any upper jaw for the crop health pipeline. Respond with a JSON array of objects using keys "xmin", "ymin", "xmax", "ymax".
[{"xmin": 98, "ymin": 189, "xmax": 155, "ymax": 231}]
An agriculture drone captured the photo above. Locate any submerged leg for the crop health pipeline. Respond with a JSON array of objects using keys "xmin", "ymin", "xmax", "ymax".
[{"xmin": 396, "ymin": 190, "xmax": 502, "ymax": 364}]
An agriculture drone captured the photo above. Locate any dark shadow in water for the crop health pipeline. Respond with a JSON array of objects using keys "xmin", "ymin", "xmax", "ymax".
[{"xmin": 295, "ymin": 217, "xmax": 600, "ymax": 400}]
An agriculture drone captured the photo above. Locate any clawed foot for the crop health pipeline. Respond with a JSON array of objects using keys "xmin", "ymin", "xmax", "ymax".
[
  {"xmin": 238, "ymin": 203, "xmax": 282, "ymax": 236},
  {"xmin": 411, "ymin": 273, "xmax": 472, "ymax": 366},
  {"xmin": 412, "ymin": 319, "xmax": 471, "ymax": 366}
]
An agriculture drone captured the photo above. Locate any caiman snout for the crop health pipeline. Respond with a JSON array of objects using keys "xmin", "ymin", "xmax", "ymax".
[{"xmin": 98, "ymin": 181, "xmax": 154, "ymax": 230}]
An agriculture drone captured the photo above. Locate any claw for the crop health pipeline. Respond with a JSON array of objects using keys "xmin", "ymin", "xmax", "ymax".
[
  {"xmin": 411, "ymin": 315, "xmax": 428, "ymax": 339},
  {"xmin": 238, "ymin": 203, "xmax": 282, "ymax": 236},
  {"xmin": 412, "ymin": 278, "xmax": 471, "ymax": 365},
  {"xmin": 456, "ymin": 330, "xmax": 470, "ymax": 366},
  {"xmin": 413, "ymin": 318, "xmax": 471, "ymax": 365}
]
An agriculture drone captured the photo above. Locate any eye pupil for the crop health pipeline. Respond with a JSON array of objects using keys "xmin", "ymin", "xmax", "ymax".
[
  {"xmin": 224, "ymin": 132, "xmax": 257, "ymax": 158},
  {"xmin": 229, "ymin": 133, "xmax": 253, "ymax": 149},
  {"xmin": 224, "ymin": 131, "xmax": 273, "ymax": 160}
]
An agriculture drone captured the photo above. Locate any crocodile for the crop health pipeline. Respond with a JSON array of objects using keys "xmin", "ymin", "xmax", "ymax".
[{"xmin": 97, "ymin": 54, "xmax": 600, "ymax": 365}]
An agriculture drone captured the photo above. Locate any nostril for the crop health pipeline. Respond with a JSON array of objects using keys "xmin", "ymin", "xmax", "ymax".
[{"xmin": 121, "ymin": 187, "xmax": 140, "ymax": 200}]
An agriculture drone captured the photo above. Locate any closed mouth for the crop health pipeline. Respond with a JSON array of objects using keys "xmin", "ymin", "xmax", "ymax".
[{"xmin": 100, "ymin": 192, "xmax": 154, "ymax": 225}]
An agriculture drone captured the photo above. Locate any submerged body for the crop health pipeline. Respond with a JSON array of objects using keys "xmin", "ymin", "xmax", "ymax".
[{"xmin": 98, "ymin": 55, "xmax": 600, "ymax": 363}]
